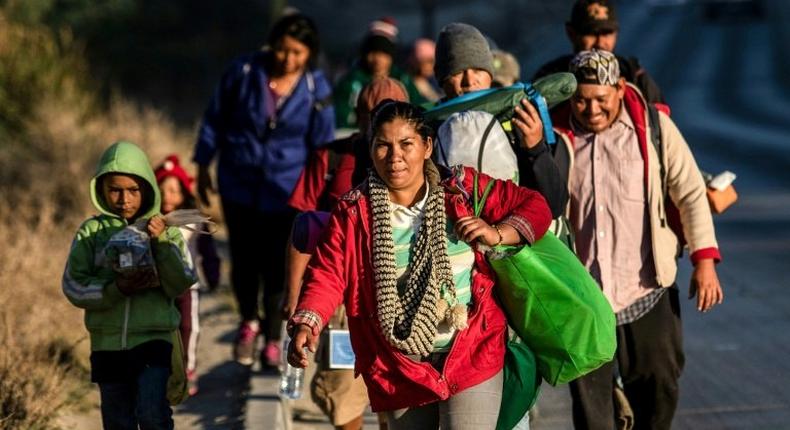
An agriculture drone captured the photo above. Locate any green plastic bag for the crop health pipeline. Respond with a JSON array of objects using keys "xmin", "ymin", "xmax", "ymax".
[
  {"xmin": 488, "ymin": 236, "xmax": 616, "ymax": 385},
  {"xmin": 167, "ymin": 330, "xmax": 190, "ymax": 405},
  {"xmin": 496, "ymin": 332, "xmax": 541, "ymax": 430},
  {"xmin": 471, "ymin": 173, "xmax": 615, "ymax": 386}
]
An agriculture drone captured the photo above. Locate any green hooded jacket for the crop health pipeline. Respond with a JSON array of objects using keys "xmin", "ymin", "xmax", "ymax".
[{"xmin": 62, "ymin": 141, "xmax": 197, "ymax": 351}]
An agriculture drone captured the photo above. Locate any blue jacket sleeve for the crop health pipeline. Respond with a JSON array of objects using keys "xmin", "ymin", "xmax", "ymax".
[
  {"xmin": 307, "ymin": 72, "xmax": 336, "ymax": 150},
  {"xmin": 193, "ymin": 61, "xmax": 242, "ymax": 166}
]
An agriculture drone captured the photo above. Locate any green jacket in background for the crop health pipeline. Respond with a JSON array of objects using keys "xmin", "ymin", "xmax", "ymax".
[
  {"xmin": 62, "ymin": 141, "xmax": 197, "ymax": 351},
  {"xmin": 332, "ymin": 65, "xmax": 428, "ymax": 133}
]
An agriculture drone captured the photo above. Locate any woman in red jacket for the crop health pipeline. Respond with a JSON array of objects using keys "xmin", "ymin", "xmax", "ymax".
[{"xmin": 287, "ymin": 101, "xmax": 551, "ymax": 429}]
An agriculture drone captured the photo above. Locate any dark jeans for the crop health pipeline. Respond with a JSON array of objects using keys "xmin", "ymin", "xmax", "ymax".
[
  {"xmin": 570, "ymin": 288, "xmax": 685, "ymax": 430},
  {"xmin": 223, "ymin": 199, "xmax": 295, "ymax": 340},
  {"xmin": 98, "ymin": 365, "xmax": 173, "ymax": 430}
]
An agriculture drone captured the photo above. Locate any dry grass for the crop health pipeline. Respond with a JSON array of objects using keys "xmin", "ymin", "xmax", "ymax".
[{"xmin": 0, "ymin": 10, "xmax": 197, "ymax": 429}]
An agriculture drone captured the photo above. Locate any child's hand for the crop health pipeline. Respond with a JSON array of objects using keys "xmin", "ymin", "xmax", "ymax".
[{"xmin": 147, "ymin": 215, "xmax": 166, "ymax": 238}]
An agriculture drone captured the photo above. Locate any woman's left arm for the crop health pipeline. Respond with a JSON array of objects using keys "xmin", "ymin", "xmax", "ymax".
[
  {"xmin": 288, "ymin": 209, "xmax": 348, "ymax": 336},
  {"xmin": 465, "ymin": 169, "xmax": 553, "ymax": 245}
]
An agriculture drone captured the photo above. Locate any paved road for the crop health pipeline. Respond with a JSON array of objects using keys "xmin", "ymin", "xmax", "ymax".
[{"xmin": 173, "ymin": 289, "xmax": 249, "ymax": 430}]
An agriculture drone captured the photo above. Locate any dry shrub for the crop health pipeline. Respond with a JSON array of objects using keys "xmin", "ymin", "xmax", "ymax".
[
  {"xmin": 0, "ymin": 338, "xmax": 65, "ymax": 430},
  {"xmin": 0, "ymin": 10, "xmax": 196, "ymax": 427},
  {"xmin": 0, "ymin": 199, "xmax": 86, "ymax": 430}
]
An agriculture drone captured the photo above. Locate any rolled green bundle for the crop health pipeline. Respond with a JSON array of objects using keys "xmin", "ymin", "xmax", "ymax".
[
  {"xmin": 425, "ymin": 72, "xmax": 577, "ymax": 126},
  {"xmin": 534, "ymin": 72, "xmax": 578, "ymax": 108}
]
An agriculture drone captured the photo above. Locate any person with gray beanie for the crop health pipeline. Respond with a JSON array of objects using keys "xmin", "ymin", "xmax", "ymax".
[
  {"xmin": 433, "ymin": 22, "xmax": 569, "ymax": 221},
  {"xmin": 434, "ymin": 22, "xmax": 495, "ymax": 98}
]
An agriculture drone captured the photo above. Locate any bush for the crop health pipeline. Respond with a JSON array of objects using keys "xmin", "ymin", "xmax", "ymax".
[{"xmin": 0, "ymin": 324, "xmax": 78, "ymax": 430}]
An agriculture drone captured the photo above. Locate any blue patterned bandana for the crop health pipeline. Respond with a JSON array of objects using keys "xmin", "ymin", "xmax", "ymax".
[{"xmin": 570, "ymin": 49, "xmax": 620, "ymax": 86}]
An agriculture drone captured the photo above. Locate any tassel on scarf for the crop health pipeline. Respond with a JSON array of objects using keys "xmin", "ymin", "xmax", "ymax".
[
  {"xmin": 448, "ymin": 303, "xmax": 469, "ymax": 330},
  {"xmin": 436, "ymin": 298, "xmax": 449, "ymax": 320}
]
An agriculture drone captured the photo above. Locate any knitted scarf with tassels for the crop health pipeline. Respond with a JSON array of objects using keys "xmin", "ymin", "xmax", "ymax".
[{"xmin": 369, "ymin": 162, "xmax": 467, "ymax": 357}]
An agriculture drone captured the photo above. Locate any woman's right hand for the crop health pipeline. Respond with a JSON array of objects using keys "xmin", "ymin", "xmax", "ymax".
[
  {"xmin": 287, "ymin": 324, "xmax": 317, "ymax": 368},
  {"xmin": 455, "ymin": 216, "xmax": 500, "ymax": 246}
]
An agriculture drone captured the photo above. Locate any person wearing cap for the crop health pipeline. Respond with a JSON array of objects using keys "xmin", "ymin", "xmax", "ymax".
[
  {"xmin": 434, "ymin": 22, "xmax": 569, "ymax": 219},
  {"xmin": 434, "ymin": 22, "xmax": 497, "ymax": 101},
  {"xmin": 333, "ymin": 17, "xmax": 425, "ymax": 134},
  {"xmin": 533, "ymin": 0, "xmax": 665, "ymax": 105},
  {"xmin": 549, "ymin": 49, "xmax": 723, "ymax": 430}
]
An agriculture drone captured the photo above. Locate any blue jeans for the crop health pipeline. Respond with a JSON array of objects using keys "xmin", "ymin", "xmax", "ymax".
[{"xmin": 98, "ymin": 365, "xmax": 173, "ymax": 430}]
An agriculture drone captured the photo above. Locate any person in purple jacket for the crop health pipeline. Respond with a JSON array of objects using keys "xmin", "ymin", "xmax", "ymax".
[{"xmin": 192, "ymin": 12, "xmax": 335, "ymax": 368}]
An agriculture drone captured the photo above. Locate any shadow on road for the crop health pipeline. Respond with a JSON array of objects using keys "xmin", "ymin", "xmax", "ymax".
[{"xmin": 176, "ymin": 360, "xmax": 251, "ymax": 430}]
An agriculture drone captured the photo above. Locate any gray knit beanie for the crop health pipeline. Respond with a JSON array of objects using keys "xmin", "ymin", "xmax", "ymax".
[{"xmin": 434, "ymin": 23, "xmax": 494, "ymax": 83}]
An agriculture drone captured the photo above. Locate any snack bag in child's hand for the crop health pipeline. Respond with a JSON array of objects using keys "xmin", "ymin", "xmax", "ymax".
[
  {"xmin": 104, "ymin": 220, "xmax": 160, "ymax": 294},
  {"xmin": 163, "ymin": 209, "xmax": 216, "ymax": 234}
]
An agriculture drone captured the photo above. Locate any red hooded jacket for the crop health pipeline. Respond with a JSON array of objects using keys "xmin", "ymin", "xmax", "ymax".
[{"xmin": 294, "ymin": 166, "xmax": 551, "ymax": 411}]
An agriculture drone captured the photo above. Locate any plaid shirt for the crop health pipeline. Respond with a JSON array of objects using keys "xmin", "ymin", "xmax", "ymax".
[
  {"xmin": 616, "ymin": 287, "xmax": 667, "ymax": 326},
  {"xmin": 288, "ymin": 310, "xmax": 323, "ymax": 337}
]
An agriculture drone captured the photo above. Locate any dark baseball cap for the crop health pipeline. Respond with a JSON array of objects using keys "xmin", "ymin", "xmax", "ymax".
[{"xmin": 568, "ymin": 0, "xmax": 619, "ymax": 34}]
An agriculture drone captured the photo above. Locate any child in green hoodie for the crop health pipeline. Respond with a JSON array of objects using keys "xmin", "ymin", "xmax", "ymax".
[{"xmin": 62, "ymin": 141, "xmax": 197, "ymax": 430}]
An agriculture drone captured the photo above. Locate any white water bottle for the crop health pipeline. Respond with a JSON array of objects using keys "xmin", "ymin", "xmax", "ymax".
[
  {"xmin": 278, "ymin": 329, "xmax": 305, "ymax": 399},
  {"xmin": 279, "ymin": 362, "xmax": 304, "ymax": 399}
]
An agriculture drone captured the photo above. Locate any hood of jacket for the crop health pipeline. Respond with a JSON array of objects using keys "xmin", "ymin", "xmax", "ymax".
[{"xmin": 90, "ymin": 141, "xmax": 160, "ymax": 221}]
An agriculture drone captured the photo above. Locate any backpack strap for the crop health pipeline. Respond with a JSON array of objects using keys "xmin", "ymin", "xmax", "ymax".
[
  {"xmin": 476, "ymin": 115, "xmax": 500, "ymax": 173},
  {"xmin": 306, "ymin": 71, "xmax": 315, "ymax": 94},
  {"xmin": 523, "ymin": 82, "xmax": 556, "ymax": 146},
  {"xmin": 647, "ymin": 103, "xmax": 667, "ymax": 198},
  {"xmin": 306, "ymin": 70, "xmax": 332, "ymax": 111},
  {"xmin": 648, "ymin": 102, "xmax": 681, "ymax": 237},
  {"xmin": 473, "ymin": 171, "xmax": 495, "ymax": 218}
]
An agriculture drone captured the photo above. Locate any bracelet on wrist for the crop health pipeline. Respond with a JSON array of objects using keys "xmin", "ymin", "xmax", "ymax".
[{"xmin": 493, "ymin": 224, "xmax": 504, "ymax": 246}]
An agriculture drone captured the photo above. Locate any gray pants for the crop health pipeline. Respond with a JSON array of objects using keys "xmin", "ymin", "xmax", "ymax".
[{"xmin": 385, "ymin": 369, "xmax": 503, "ymax": 430}]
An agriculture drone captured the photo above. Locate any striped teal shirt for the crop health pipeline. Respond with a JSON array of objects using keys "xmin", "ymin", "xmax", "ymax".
[{"xmin": 390, "ymin": 188, "xmax": 475, "ymax": 352}]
